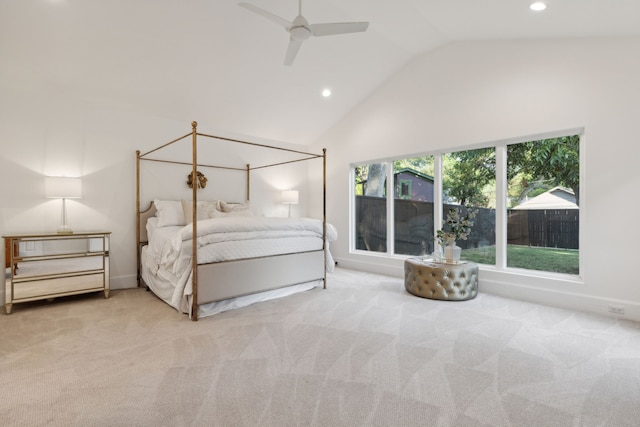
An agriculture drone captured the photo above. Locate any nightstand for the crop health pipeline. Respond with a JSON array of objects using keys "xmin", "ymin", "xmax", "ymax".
[{"xmin": 3, "ymin": 231, "xmax": 111, "ymax": 314}]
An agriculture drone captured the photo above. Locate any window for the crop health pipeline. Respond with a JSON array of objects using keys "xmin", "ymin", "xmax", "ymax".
[
  {"xmin": 351, "ymin": 132, "xmax": 581, "ymax": 277},
  {"xmin": 393, "ymin": 157, "xmax": 434, "ymax": 256},
  {"xmin": 354, "ymin": 163, "xmax": 387, "ymax": 253},
  {"xmin": 442, "ymin": 148, "xmax": 496, "ymax": 264},
  {"xmin": 506, "ymin": 136, "xmax": 580, "ymax": 274},
  {"xmin": 398, "ymin": 180, "xmax": 411, "ymax": 199}
]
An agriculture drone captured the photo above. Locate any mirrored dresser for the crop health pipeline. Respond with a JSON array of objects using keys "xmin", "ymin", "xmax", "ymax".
[{"xmin": 3, "ymin": 231, "xmax": 111, "ymax": 314}]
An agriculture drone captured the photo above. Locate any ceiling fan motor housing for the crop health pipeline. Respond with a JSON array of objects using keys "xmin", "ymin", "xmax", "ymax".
[
  {"xmin": 290, "ymin": 15, "xmax": 311, "ymax": 40},
  {"xmin": 290, "ymin": 25, "xmax": 311, "ymax": 40}
]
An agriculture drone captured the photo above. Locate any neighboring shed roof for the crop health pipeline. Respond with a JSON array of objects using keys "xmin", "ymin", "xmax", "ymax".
[{"xmin": 513, "ymin": 187, "xmax": 578, "ymax": 210}]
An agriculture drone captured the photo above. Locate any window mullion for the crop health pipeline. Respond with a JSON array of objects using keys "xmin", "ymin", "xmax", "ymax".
[
  {"xmin": 386, "ymin": 161, "xmax": 395, "ymax": 255},
  {"xmin": 349, "ymin": 165, "xmax": 356, "ymax": 253},
  {"xmin": 433, "ymin": 154, "xmax": 443, "ymax": 246},
  {"xmin": 495, "ymin": 146, "xmax": 507, "ymax": 268}
]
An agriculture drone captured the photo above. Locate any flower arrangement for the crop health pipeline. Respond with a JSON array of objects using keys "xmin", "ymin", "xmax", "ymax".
[{"xmin": 436, "ymin": 208, "xmax": 478, "ymax": 246}]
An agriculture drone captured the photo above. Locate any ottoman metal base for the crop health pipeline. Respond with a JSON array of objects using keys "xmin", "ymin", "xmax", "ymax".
[{"xmin": 404, "ymin": 258, "xmax": 478, "ymax": 301}]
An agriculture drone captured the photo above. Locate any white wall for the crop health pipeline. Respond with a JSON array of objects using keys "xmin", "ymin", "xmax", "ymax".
[
  {"xmin": 312, "ymin": 37, "xmax": 640, "ymax": 321},
  {"xmin": 0, "ymin": 89, "xmax": 311, "ymax": 296}
]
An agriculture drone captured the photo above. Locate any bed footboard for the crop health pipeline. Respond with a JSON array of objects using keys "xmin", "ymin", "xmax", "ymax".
[{"xmin": 197, "ymin": 250, "xmax": 325, "ymax": 305}]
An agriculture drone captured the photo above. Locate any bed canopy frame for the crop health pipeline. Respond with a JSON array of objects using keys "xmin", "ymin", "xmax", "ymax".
[{"xmin": 136, "ymin": 121, "xmax": 327, "ymax": 320}]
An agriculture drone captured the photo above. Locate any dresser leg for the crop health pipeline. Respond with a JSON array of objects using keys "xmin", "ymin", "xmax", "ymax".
[
  {"xmin": 5, "ymin": 304, "xmax": 12, "ymax": 315},
  {"xmin": 104, "ymin": 290, "xmax": 110, "ymax": 299}
]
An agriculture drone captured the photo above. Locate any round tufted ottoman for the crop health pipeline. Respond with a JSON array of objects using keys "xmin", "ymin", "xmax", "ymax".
[{"xmin": 404, "ymin": 258, "xmax": 478, "ymax": 301}]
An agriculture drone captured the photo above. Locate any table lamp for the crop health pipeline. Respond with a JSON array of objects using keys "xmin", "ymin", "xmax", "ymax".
[
  {"xmin": 45, "ymin": 177, "xmax": 82, "ymax": 234},
  {"xmin": 281, "ymin": 190, "xmax": 299, "ymax": 218}
]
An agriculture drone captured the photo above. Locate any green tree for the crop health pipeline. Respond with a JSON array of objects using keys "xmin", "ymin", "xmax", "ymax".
[
  {"xmin": 443, "ymin": 148, "xmax": 496, "ymax": 207},
  {"xmin": 393, "ymin": 157, "xmax": 434, "ymax": 177},
  {"xmin": 508, "ymin": 135, "xmax": 580, "ymax": 205},
  {"xmin": 354, "ymin": 165, "xmax": 367, "ymax": 196}
]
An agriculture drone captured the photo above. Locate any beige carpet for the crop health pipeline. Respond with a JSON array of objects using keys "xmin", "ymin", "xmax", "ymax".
[{"xmin": 1, "ymin": 267, "xmax": 639, "ymax": 426}]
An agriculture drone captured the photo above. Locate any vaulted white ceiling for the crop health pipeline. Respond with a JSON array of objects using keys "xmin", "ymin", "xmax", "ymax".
[{"xmin": 1, "ymin": 0, "xmax": 639, "ymax": 145}]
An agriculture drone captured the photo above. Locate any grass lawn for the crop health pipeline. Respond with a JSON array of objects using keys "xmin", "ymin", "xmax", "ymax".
[{"xmin": 462, "ymin": 245, "xmax": 579, "ymax": 275}]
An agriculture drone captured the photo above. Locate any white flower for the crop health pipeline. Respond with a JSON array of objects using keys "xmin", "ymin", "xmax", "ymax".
[{"xmin": 436, "ymin": 208, "xmax": 478, "ymax": 245}]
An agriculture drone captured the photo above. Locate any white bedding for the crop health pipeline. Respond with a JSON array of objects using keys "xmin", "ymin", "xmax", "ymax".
[{"xmin": 141, "ymin": 216, "xmax": 337, "ymax": 317}]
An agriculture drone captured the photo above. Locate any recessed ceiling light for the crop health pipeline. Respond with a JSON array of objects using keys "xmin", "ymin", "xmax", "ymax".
[
  {"xmin": 322, "ymin": 88, "xmax": 332, "ymax": 98},
  {"xmin": 530, "ymin": 2, "xmax": 547, "ymax": 11}
]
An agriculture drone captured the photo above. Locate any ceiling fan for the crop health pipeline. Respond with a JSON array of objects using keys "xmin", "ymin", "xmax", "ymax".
[{"xmin": 238, "ymin": 0, "xmax": 369, "ymax": 66}]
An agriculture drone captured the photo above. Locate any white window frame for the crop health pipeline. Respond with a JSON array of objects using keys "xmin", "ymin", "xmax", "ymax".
[{"xmin": 350, "ymin": 127, "xmax": 585, "ymax": 280}]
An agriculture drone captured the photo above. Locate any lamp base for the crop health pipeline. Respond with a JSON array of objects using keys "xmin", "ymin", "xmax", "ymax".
[{"xmin": 57, "ymin": 228, "xmax": 74, "ymax": 235}]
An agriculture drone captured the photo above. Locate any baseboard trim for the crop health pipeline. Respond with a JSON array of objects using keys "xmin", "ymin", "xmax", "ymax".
[
  {"xmin": 110, "ymin": 274, "xmax": 139, "ymax": 290},
  {"xmin": 335, "ymin": 256, "xmax": 404, "ymax": 278},
  {"xmin": 336, "ymin": 257, "xmax": 640, "ymax": 322},
  {"xmin": 479, "ymin": 276, "xmax": 640, "ymax": 322}
]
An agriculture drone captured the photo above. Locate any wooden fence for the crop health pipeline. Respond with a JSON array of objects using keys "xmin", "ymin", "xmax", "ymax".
[
  {"xmin": 356, "ymin": 196, "xmax": 578, "ymax": 255},
  {"xmin": 507, "ymin": 209, "xmax": 579, "ymax": 249}
]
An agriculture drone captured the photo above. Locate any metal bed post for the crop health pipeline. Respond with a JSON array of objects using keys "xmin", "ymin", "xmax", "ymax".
[
  {"xmin": 191, "ymin": 121, "xmax": 199, "ymax": 321},
  {"xmin": 136, "ymin": 150, "xmax": 141, "ymax": 286},
  {"xmin": 246, "ymin": 164, "xmax": 250, "ymax": 201},
  {"xmin": 323, "ymin": 148, "xmax": 327, "ymax": 288}
]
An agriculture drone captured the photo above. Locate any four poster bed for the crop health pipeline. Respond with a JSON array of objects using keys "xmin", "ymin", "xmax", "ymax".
[{"xmin": 136, "ymin": 121, "xmax": 335, "ymax": 321}]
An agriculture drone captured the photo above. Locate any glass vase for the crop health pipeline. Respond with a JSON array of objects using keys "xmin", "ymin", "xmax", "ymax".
[{"xmin": 444, "ymin": 240, "xmax": 462, "ymax": 263}]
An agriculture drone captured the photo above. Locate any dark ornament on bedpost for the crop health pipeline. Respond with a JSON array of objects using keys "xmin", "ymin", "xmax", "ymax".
[{"xmin": 187, "ymin": 171, "xmax": 207, "ymax": 189}]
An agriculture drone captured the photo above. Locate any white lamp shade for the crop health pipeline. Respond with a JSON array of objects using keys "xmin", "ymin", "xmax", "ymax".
[
  {"xmin": 282, "ymin": 190, "xmax": 299, "ymax": 204},
  {"xmin": 45, "ymin": 177, "xmax": 82, "ymax": 199}
]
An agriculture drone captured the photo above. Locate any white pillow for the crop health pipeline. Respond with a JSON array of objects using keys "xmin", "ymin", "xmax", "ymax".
[
  {"xmin": 154, "ymin": 200, "xmax": 185, "ymax": 227},
  {"xmin": 219, "ymin": 200, "xmax": 251, "ymax": 213},
  {"xmin": 210, "ymin": 209, "xmax": 252, "ymax": 218},
  {"xmin": 182, "ymin": 200, "xmax": 220, "ymax": 224}
]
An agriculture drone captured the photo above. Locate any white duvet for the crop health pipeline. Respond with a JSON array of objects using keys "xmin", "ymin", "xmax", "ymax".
[{"xmin": 143, "ymin": 216, "xmax": 338, "ymax": 314}]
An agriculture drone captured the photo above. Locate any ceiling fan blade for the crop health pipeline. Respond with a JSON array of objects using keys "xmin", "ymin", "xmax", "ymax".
[
  {"xmin": 284, "ymin": 38, "xmax": 303, "ymax": 66},
  {"xmin": 310, "ymin": 22, "xmax": 369, "ymax": 37},
  {"xmin": 238, "ymin": 2, "xmax": 292, "ymax": 30}
]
